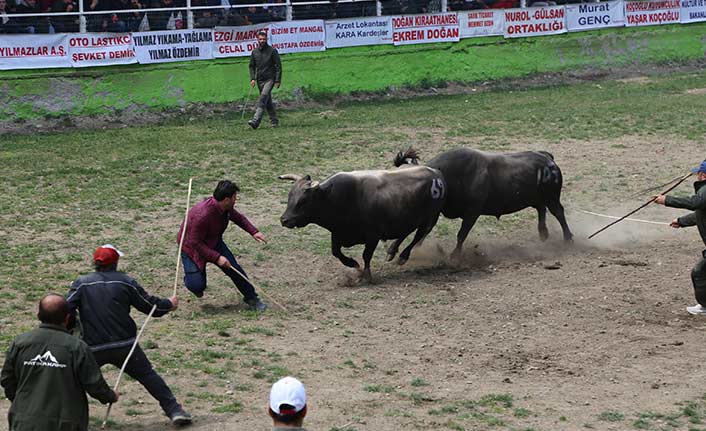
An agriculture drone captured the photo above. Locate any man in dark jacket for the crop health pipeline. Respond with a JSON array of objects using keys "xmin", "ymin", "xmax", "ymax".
[
  {"xmin": 248, "ymin": 29, "xmax": 282, "ymax": 129},
  {"xmin": 656, "ymin": 160, "xmax": 706, "ymax": 315},
  {"xmin": 1, "ymin": 294, "xmax": 118, "ymax": 431},
  {"xmin": 177, "ymin": 180, "xmax": 268, "ymax": 311},
  {"xmin": 66, "ymin": 244, "xmax": 192, "ymax": 426}
]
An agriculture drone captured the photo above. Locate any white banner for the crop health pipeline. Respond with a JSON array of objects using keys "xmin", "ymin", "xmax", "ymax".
[
  {"xmin": 681, "ymin": 0, "xmax": 706, "ymax": 22},
  {"xmin": 625, "ymin": 0, "xmax": 680, "ymax": 26},
  {"xmin": 458, "ymin": 10, "xmax": 504, "ymax": 38},
  {"xmin": 392, "ymin": 13, "xmax": 460, "ymax": 46},
  {"xmin": 0, "ymin": 34, "xmax": 69, "ymax": 70},
  {"xmin": 269, "ymin": 20, "xmax": 325, "ymax": 54},
  {"xmin": 503, "ymin": 6, "xmax": 566, "ymax": 38},
  {"xmin": 213, "ymin": 24, "xmax": 268, "ymax": 58},
  {"xmin": 566, "ymin": 1, "xmax": 624, "ymax": 31},
  {"xmin": 325, "ymin": 17, "xmax": 393, "ymax": 48},
  {"xmin": 68, "ymin": 33, "xmax": 136, "ymax": 68},
  {"xmin": 132, "ymin": 29, "xmax": 213, "ymax": 64}
]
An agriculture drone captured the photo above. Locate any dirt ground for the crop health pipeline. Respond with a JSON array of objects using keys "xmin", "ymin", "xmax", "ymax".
[{"xmin": 2, "ymin": 73, "xmax": 706, "ymax": 431}]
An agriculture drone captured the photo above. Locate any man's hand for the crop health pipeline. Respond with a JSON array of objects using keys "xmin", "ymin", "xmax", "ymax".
[
  {"xmin": 113, "ymin": 390, "xmax": 120, "ymax": 402},
  {"xmin": 274, "ymin": 82, "xmax": 280, "ymax": 89},
  {"xmin": 253, "ymin": 232, "xmax": 267, "ymax": 244},
  {"xmin": 217, "ymin": 255, "xmax": 233, "ymax": 269},
  {"xmin": 250, "ymin": 80, "xmax": 256, "ymax": 87},
  {"xmin": 168, "ymin": 295, "xmax": 179, "ymax": 311},
  {"xmin": 670, "ymin": 219, "xmax": 681, "ymax": 228},
  {"xmin": 654, "ymin": 194, "xmax": 667, "ymax": 205}
]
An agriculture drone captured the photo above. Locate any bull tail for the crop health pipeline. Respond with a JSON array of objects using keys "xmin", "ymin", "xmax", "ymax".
[
  {"xmin": 394, "ymin": 147, "xmax": 420, "ymax": 167},
  {"xmin": 537, "ymin": 150, "xmax": 555, "ymax": 161}
]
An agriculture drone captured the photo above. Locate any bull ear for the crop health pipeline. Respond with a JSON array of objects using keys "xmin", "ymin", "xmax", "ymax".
[
  {"xmin": 278, "ymin": 174, "xmax": 302, "ymax": 182},
  {"xmin": 309, "ymin": 181, "xmax": 319, "ymax": 188}
]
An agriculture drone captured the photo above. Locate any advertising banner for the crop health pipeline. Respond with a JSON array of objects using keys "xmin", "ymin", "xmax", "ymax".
[
  {"xmin": 458, "ymin": 9, "xmax": 504, "ymax": 38},
  {"xmin": 503, "ymin": 6, "xmax": 566, "ymax": 38},
  {"xmin": 269, "ymin": 20, "xmax": 326, "ymax": 54},
  {"xmin": 325, "ymin": 16, "xmax": 393, "ymax": 48},
  {"xmin": 213, "ymin": 24, "xmax": 268, "ymax": 58},
  {"xmin": 565, "ymin": 0, "xmax": 624, "ymax": 31},
  {"xmin": 68, "ymin": 33, "xmax": 136, "ymax": 68},
  {"xmin": 132, "ymin": 29, "xmax": 213, "ymax": 64},
  {"xmin": 681, "ymin": 0, "xmax": 706, "ymax": 22},
  {"xmin": 625, "ymin": 0, "xmax": 680, "ymax": 26},
  {"xmin": 0, "ymin": 34, "xmax": 69, "ymax": 70},
  {"xmin": 392, "ymin": 12, "xmax": 460, "ymax": 45}
]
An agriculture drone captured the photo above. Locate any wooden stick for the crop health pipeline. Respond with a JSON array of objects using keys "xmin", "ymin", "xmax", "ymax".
[
  {"xmin": 101, "ymin": 178, "xmax": 193, "ymax": 429},
  {"xmin": 226, "ymin": 264, "xmax": 288, "ymax": 312},
  {"xmin": 577, "ymin": 209, "xmax": 669, "ymax": 226},
  {"xmin": 101, "ymin": 303, "xmax": 157, "ymax": 430},
  {"xmin": 173, "ymin": 178, "xmax": 193, "ymax": 297},
  {"xmin": 588, "ymin": 172, "xmax": 692, "ymax": 239}
]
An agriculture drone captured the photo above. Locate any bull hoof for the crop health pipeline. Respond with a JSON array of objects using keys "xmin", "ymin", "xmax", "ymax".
[
  {"xmin": 386, "ymin": 253, "xmax": 396, "ymax": 262},
  {"xmin": 397, "ymin": 256, "xmax": 408, "ymax": 266},
  {"xmin": 539, "ymin": 231, "xmax": 549, "ymax": 241}
]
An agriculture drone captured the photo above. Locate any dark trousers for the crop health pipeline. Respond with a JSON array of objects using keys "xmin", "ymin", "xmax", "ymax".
[
  {"xmin": 93, "ymin": 345, "xmax": 180, "ymax": 416},
  {"xmin": 252, "ymin": 79, "xmax": 277, "ymax": 123},
  {"xmin": 181, "ymin": 239, "xmax": 257, "ymax": 300},
  {"xmin": 693, "ymin": 252, "xmax": 706, "ymax": 306}
]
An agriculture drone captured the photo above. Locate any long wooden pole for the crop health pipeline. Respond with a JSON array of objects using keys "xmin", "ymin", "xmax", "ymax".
[
  {"xmin": 588, "ymin": 172, "xmax": 692, "ymax": 239},
  {"xmin": 101, "ymin": 178, "xmax": 193, "ymax": 429}
]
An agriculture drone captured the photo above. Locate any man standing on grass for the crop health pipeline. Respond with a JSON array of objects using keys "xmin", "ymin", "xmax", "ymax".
[
  {"xmin": 1, "ymin": 294, "xmax": 119, "ymax": 431},
  {"xmin": 269, "ymin": 377, "xmax": 308, "ymax": 431},
  {"xmin": 67, "ymin": 244, "xmax": 192, "ymax": 427},
  {"xmin": 178, "ymin": 180, "xmax": 268, "ymax": 311},
  {"xmin": 655, "ymin": 160, "xmax": 706, "ymax": 315},
  {"xmin": 248, "ymin": 29, "xmax": 282, "ymax": 129}
]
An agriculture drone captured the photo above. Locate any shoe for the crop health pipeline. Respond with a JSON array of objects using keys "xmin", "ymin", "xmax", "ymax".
[
  {"xmin": 247, "ymin": 119, "xmax": 260, "ymax": 130},
  {"xmin": 169, "ymin": 408, "xmax": 192, "ymax": 426},
  {"xmin": 245, "ymin": 297, "xmax": 268, "ymax": 312},
  {"xmin": 271, "ymin": 120, "xmax": 279, "ymax": 128},
  {"xmin": 687, "ymin": 304, "xmax": 706, "ymax": 315}
]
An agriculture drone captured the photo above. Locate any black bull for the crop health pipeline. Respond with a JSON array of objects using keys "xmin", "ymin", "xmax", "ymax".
[
  {"xmin": 279, "ymin": 166, "xmax": 447, "ymax": 280},
  {"xmin": 394, "ymin": 148, "xmax": 573, "ymax": 257}
]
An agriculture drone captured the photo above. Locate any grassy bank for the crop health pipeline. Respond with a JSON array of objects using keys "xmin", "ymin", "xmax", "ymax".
[{"xmin": 0, "ymin": 22, "xmax": 705, "ymax": 120}]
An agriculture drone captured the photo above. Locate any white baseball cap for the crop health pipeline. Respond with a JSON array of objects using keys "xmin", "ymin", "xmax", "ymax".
[{"xmin": 269, "ymin": 377, "xmax": 306, "ymax": 415}]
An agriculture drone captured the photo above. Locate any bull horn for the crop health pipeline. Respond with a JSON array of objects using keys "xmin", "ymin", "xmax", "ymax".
[{"xmin": 278, "ymin": 174, "xmax": 302, "ymax": 182}]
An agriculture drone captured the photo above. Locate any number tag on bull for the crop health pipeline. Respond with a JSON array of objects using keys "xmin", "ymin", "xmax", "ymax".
[{"xmin": 431, "ymin": 178, "xmax": 445, "ymax": 199}]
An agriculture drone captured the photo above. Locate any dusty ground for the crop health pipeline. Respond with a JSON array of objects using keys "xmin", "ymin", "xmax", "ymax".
[{"xmin": 2, "ymin": 73, "xmax": 706, "ymax": 431}]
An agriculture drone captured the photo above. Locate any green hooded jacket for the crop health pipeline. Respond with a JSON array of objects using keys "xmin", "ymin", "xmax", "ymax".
[
  {"xmin": 666, "ymin": 180, "xmax": 706, "ymax": 246},
  {"xmin": 1, "ymin": 324, "xmax": 117, "ymax": 431}
]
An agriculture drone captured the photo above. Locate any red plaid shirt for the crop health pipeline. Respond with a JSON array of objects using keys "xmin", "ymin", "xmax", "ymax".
[{"xmin": 177, "ymin": 197, "xmax": 259, "ymax": 271}]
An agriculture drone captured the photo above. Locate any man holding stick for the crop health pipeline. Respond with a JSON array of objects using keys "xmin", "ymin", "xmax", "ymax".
[
  {"xmin": 248, "ymin": 29, "xmax": 282, "ymax": 129},
  {"xmin": 66, "ymin": 245, "xmax": 192, "ymax": 426},
  {"xmin": 1, "ymin": 294, "xmax": 118, "ymax": 431},
  {"xmin": 178, "ymin": 180, "xmax": 268, "ymax": 311},
  {"xmin": 655, "ymin": 160, "xmax": 706, "ymax": 315}
]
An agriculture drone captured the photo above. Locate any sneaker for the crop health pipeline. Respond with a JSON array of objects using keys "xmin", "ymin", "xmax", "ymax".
[
  {"xmin": 169, "ymin": 408, "xmax": 192, "ymax": 426},
  {"xmin": 271, "ymin": 119, "xmax": 279, "ymax": 128},
  {"xmin": 247, "ymin": 119, "xmax": 259, "ymax": 130},
  {"xmin": 245, "ymin": 297, "xmax": 268, "ymax": 312},
  {"xmin": 687, "ymin": 304, "xmax": 706, "ymax": 315}
]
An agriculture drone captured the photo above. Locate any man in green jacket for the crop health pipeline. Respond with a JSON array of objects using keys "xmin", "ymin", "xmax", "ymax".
[
  {"xmin": 248, "ymin": 29, "xmax": 282, "ymax": 130},
  {"xmin": 655, "ymin": 160, "xmax": 706, "ymax": 315},
  {"xmin": 1, "ymin": 294, "xmax": 119, "ymax": 431}
]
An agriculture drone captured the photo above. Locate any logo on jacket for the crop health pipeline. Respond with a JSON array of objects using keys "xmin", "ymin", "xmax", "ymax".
[{"xmin": 23, "ymin": 351, "xmax": 67, "ymax": 368}]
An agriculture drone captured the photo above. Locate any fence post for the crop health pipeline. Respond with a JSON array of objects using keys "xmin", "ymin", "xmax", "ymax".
[
  {"xmin": 286, "ymin": 0, "xmax": 292, "ymax": 21},
  {"xmin": 187, "ymin": 0, "xmax": 194, "ymax": 29},
  {"xmin": 79, "ymin": 0, "xmax": 86, "ymax": 33},
  {"xmin": 441, "ymin": 0, "xmax": 447, "ymax": 11},
  {"xmin": 376, "ymin": 0, "xmax": 381, "ymax": 16}
]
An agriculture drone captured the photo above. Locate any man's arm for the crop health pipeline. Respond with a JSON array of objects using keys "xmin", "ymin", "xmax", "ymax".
[
  {"xmin": 249, "ymin": 51, "xmax": 257, "ymax": 81},
  {"xmin": 66, "ymin": 279, "xmax": 82, "ymax": 330},
  {"xmin": 229, "ymin": 208, "xmax": 259, "ymax": 235},
  {"xmin": 126, "ymin": 277, "xmax": 174, "ymax": 318},
  {"xmin": 1, "ymin": 342, "xmax": 17, "ymax": 401},
  {"xmin": 665, "ymin": 190, "xmax": 706, "ymax": 211},
  {"xmin": 184, "ymin": 211, "xmax": 221, "ymax": 265},
  {"xmin": 273, "ymin": 49, "xmax": 282, "ymax": 85},
  {"xmin": 677, "ymin": 212, "xmax": 698, "ymax": 227},
  {"xmin": 76, "ymin": 342, "xmax": 118, "ymax": 404}
]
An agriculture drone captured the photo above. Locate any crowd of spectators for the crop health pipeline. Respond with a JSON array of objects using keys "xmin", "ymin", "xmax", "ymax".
[{"xmin": 0, "ymin": 0, "xmax": 601, "ymax": 33}]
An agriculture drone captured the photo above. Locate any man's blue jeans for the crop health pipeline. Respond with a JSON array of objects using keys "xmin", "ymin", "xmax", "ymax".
[{"xmin": 181, "ymin": 240, "xmax": 257, "ymax": 301}]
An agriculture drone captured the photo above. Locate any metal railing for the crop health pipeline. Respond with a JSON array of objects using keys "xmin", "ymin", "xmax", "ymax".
[{"xmin": 0, "ymin": 0, "xmax": 461, "ymax": 33}]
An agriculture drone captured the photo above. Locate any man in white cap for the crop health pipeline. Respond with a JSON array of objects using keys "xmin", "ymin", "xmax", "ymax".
[
  {"xmin": 269, "ymin": 376, "xmax": 308, "ymax": 430},
  {"xmin": 655, "ymin": 160, "xmax": 706, "ymax": 315},
  {"xmin": 66, "ymin": 245, "xmax": 192, "ymax": 426}
]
